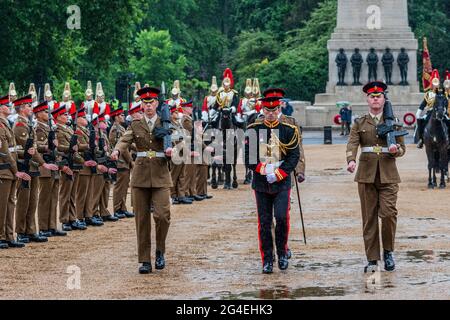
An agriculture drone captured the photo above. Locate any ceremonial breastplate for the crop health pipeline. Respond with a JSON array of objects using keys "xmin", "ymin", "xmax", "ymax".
[
  {"xmin": 218, "ymin": 91, "xmax": 234, "ymax": 108},
  {"xmin": 84, "ymin": 100, "xmax": 95, "ymax": 114},
  {"xmin": 207, "ymin": 96, "xmax": 216, "ymax": 109},
  {"xmin": 48, "ymin": 100, "xmax": 56, "ymax": 112},
  {"xmin": 425, "ymin": 91, "xmax": 436, "ymax": 109},
  {"xmin": 99, "ymin": 102, "xmax": 107, "ymax": 114}
]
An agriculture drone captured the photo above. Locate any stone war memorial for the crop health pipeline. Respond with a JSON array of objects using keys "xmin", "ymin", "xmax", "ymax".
[{"xmin": 294, "ymin": 0, "xmax": 422, "ymax": 128}]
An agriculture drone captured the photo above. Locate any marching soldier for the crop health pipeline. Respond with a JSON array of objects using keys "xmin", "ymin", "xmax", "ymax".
[
  {"xmin": 53, "ymin": 105, "xmax": 86, "ymax": 231},
  {"xmin": 415, "ymin": 69, "xmax": 441, "ymax": 148},
  {"xmin": 44, "ymin": 83, "xmax": 59, "ymax": 112},
  {"xmin": 346, "ymin": 81, "xmax": 406, "ymax": 273},
  {"xmin": 0, "ymin": 95, "xmax": 29, "ymax": 249},
  {"xmin": 245, "ymin": 88, "xmax": 300, "ymax": 274},
  {"xmin": 111, "ymin": 86, "xmax": 173, "ymax": 274},
  {"xmin": 109, "ymin": 107, "xmax": 135, "ymax": 218},
  {"xmin": 13, "ymin": 95, "xmax": 59, "ymax": 243},
  {"xmin": 35, "ymin": 101, "xmax": 67, "ymax": 237}
]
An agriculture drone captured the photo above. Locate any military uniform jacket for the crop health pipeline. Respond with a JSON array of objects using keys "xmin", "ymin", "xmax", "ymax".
[
  {"xmin": 245, "ymin": 120, "xmax": 300, "ymax": 193},
  {"xmin": 74, "ymin": 126, "xmax": 91, "ymax": 175},
  {"xmin": 109, "ymin": 124, "xmax": 131, "ymax": 170},
  {"xmin": 0, "ymin": 117, "xmax": 18, "ymax": 180},
  {"xmin": 279, "ymin": 114, "xmax": 306, "ymax": 175},
  {"xmin": 35, "ymin": 121, "xmax": 54, "ymax": 178},
  {"xmin": 13, "ymin": 115, "xmax": 45, "ymax": 175},
  {"xmin": 56, "ymin": 123, "xmax": 84, "ymax": 168},
  {"xmin": 346, "ymin": 114, "xmax": 406, "ymax": 184},
  {"xmin": 116, "ymin": 117, "xmax": 173, "ymax": 188}
]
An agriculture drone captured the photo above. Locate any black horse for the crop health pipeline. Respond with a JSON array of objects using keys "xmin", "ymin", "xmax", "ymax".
[
  {"xmin": 424, "ymin": 91, "xmax": 449, "ymax": 189},
  {"xmin": 210, "ymin": 107, "xmax": 239, "ymax": 190}
]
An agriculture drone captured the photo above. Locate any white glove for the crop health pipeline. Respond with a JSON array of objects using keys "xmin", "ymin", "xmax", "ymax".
[
  {"xmin": 265, "ymin": 163, "xmax": 275, "ymax": 175},
  {"xmin": 266, "ymin": 173, "xmax": 277, "ymax": 184}
]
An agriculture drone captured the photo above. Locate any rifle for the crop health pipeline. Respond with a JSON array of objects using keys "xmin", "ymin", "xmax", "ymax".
[
  {"xmin": 42, "ymin": 112, "xmax": 62, "ymax": 179},
  {"xmin": 83, "ymin": 109, "xmax": 98, "ymax": 174},
  {"xmin": 17, "ymin": 116, "xmax": 34, "ymax": 189},
  {"xmin": 61, "ymin": 107, "xmax": 82, "ymax": 181},
  {"xmin": 376, "ymin": 91, "xmax": 409, "ymax": 146},
  {"xmin": 96, "ymin": 125, "xmax": 117, "ymax": 183},
  {"xmin": 157, "ymin": 81, "xmax": 173, "ymax": 152}
]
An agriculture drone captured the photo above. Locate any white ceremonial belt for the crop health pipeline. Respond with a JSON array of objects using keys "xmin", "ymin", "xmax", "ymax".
[
  {"xmin": 8, "ymin": 146, "xmax": 22, "ymax": 153},
  {"xmin": 136, "ymin": 151, "xmax": 165, "ymax": 158},
  {"xmin": 361, "ymin": 146, "xmax": 389, "ymax": 154}
]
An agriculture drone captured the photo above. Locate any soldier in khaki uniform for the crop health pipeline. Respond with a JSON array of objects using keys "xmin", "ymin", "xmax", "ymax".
[
  {"xmin": 180, "ymin": 101, "xmax": 204, "ymax": 201},
  {"xmin": 109, "ymin": 108, "xmax": 135, "ymax": 218},
  {"xmin": 346, "ymin": 81, "xmax": 406, "ymax": 273},
  {"xmin": 111, "ymin": 86, "xmax": 173, "ymax": 274},
  {"xmin": 170, "ymin": 105, "xmax": 193, "ymax": 205},
  {"xmin": 34, "ymin": 102, "xmax": 67, "ymax": 237},
  {"xmin": 98, "ymin": 115, "xmax": 118, "ymax": 223},
  {"xmin": 0, "ymin": 95, "xmax": 29, "ymax": 249},
  {"xmin": 13, "ymin": 95, "xmax": 60, "ymax": 243},
  {"xmin": 71, "ymin": 107, "xmax": 102, "ymax": 227},
  {"xmin": 53, "ymin": 105, "xmax": 86, "ymax": 231}
]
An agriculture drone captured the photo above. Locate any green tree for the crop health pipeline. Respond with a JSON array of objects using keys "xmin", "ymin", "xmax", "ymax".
[{"xmin": 129, "ymin": 29, "xmax": 187, "ymax": 86}]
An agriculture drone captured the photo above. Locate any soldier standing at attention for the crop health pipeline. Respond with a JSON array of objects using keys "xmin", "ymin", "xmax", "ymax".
[
  {"xmin": 109, "ymin": 107, "xmax": 135, "ymax": 218},
  {"xmin": 0, "ymin": 95, "xmax": 29, "ymax": 248},
  {"xmin": 13, "ymin": 95, "xmax": 59, "ymax": 243},
  {"xmin": 111, "ymin": 87, "xmax": 173, "ymax": 274},
  {"xmin": 346, "ymin": 81, "xmax": 406, "ymax": 273}
]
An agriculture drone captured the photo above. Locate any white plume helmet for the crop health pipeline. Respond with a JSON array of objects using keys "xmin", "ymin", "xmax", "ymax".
[
  {"xmin": 171, "ymin": 80, "xmax": 180, "ymax": 96},
  {"xmin": 85, "ymin": 81, "xmax": 93, "ymax": 97},
  {"xmin": 63, "ymin": 82, "xmax": 72, "ymax": 100},
  {"xmin": 134, "ymin": 82, "xmax": 142, "ymax": 98},
  {"xmin": 96, "ymin": 82, "xmax": 105, "ymax": 99},
  {"xmin": 252, "ymin": 78, "xmax": 261, "ymax": 97},
  {"xmin": 210, "ymin": 76, "xmax": 218, "ymax": 93},
  {"xmin": 44, "ymin": 83, "xmax": 53, "ymax": 98},
  {"xmin": 8, "ymin": 82, "xmax": 17, "ymax": 97},
  {"xmin": 28, "ymin": 83, "xmax": 37, "ymax": 100},
  {"xmin": 244, "ymin": 79, "xmax": 252, "ymax": 95}
]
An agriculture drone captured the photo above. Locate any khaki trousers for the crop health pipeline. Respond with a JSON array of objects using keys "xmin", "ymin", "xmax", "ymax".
[
  {"xmin": 170, "ymin": 163, "xmax": 186, "ymax": 198},
  {"xmin": 38, "ymin": 177, "xmax": 58, "ymax": 231},
  {"xmin": 59, "ymin": 173, "xmax": 77, "ymax": 224},
  {"xmin": 358, "ymin": 174, "xmax": 398, "ymax": 261},
  {"xmin": 15, "ymin": 176, "xmax": 39, "ymax": 235},
  {"xmin": 132, "ymin": 187, "xmax": 171, "ymax": 263},
  {"xmin": 76, "ymin": 175, "xmax": 92, "ymax": 220},
  {"xmin": 0, "ymin": 179, "xmax": 16, "ymax": 241},
  {"xmin": 113, "ymin": 169, "xmax": 130, "ymax": 212}
]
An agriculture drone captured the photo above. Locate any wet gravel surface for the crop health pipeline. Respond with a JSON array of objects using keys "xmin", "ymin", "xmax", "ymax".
[{"xmin": 0, "ymin": 144, "xmax": 449, "ymax": 300}]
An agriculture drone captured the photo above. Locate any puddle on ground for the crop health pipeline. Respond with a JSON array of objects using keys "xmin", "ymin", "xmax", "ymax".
[
  {"xmin": 405, "ymin": 250, "xmax": 435, "ymax": 263},
  {"xmin": 398, "ymin": 235, "xmax": 428, "ymax": 240},
  {"xmin": 213, "ymin": 286, "xmax": 348, "ymax": 300},
  {"xmin": 294, "ymin": 258, "xmax": 361, "ymax": 271},
  {"xmin": 415, "ymin": 218, "xmax": 437, "ymax": 221}
]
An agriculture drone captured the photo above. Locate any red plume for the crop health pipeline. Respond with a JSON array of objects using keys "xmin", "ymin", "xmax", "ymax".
[
  {"xmin": 431, "ymin": 69, "xmax": 440, "ymax": 81},
  {"xmin": 223, "ymin": 68, "xmax": 234, "ymax": 89}
]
